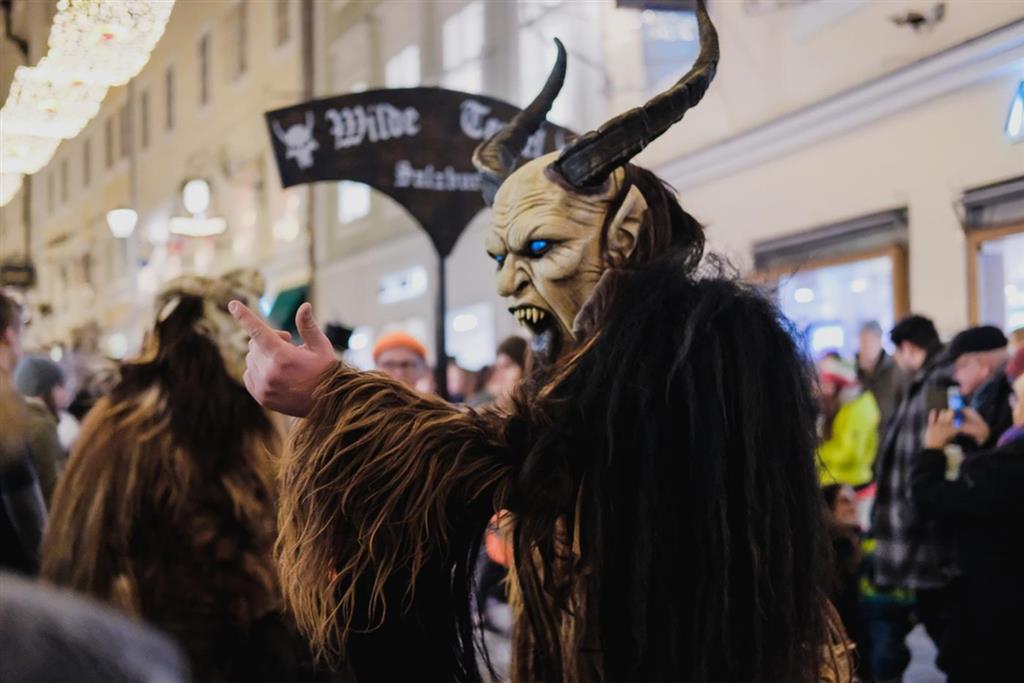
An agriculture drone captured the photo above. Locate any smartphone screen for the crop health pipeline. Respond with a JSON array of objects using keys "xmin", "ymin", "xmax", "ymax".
[{"xmin": 947, "ymin": 387, "xmax": 965, "ymax": 428}]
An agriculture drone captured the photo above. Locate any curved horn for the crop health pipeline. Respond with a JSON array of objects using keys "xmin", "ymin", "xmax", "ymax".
[
  {"xmin": 553, "ymin": 0, "xmax": 718, "ymax": 189},
  {"xmin": 472, "ymin": 38, "xmax": 567, "ymax": 206}
]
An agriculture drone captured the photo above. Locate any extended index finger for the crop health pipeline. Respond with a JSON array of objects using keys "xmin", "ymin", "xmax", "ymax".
[{"xmin": 229, "ymin": 300, "xmax": 283, "ymax": 351}]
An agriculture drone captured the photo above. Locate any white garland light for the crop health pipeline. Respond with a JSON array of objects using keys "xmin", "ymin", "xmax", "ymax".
[{"xmin": 0, "ymin": 0, "xmax": 175, "ymax": 205}]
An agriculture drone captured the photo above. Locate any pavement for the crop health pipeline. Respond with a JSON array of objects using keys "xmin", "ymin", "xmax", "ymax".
[{"xmin": 904, "ymin": 624, "xmax": 945, "ymax": 683}]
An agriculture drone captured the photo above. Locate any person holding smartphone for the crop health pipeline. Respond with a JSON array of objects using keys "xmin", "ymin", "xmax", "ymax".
[
  {"xmin": 911, "ymin": 354, "xmax": 1024, "ymax": 681},
  {"xmin": 947, "ymin": 325, "xmax": 1012, "ymax": 450}
]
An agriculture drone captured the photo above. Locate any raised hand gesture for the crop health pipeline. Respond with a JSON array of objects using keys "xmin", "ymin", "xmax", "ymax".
[{"xmin": 228, "ymin": 300, "xmax": 336, "ymax": 417}]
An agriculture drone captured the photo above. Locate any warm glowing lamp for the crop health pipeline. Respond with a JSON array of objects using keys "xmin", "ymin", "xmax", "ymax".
[{"xmin": 107, "ymin": 208, "xmax": 138, "ymax": 238}]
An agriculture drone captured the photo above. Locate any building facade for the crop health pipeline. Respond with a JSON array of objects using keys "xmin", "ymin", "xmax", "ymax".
[
  {"xmin": 3, "ymin": 0, "xmax": 1021, "ymax": 366},
  {"xmin": 608, "ymin": 0, "xmax": 1024, "ymax": 354},
  {"xmin": 2, "ymin": 0, "xmax": 308, "ymax": 358},
  {"xmin": 310, "ymin": 0, "xmax": 608, "ymax": 370}
]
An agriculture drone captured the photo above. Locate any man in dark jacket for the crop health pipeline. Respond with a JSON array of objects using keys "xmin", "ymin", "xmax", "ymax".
[
  {"xmin": 871, "ymin": 314, "xmax": 955, "ymax": 675},
  {"xmin": 947, "ymin": 325, "xmax": 1011, "ymax": 450},
  {"xmin": 912, "ymin": 378, "xmax": 1024, "ymax": 682}
]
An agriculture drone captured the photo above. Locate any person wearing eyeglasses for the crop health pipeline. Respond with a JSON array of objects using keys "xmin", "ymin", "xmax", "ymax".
[
  {"xmin": 910, "ymin": 345, "xmax": 1024, "ymax": 681},
  {"xmin": 372, "ymin": 332, "xmax": 429, "ymax": 390},
  {"xmin": 947, "ymin": 325, "xmax": 1012, "ymax": 450}
]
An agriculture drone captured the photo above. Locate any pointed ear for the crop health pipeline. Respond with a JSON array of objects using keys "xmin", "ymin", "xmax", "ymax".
[{"xmin": 607, "ymin": 185, "xmax": 647, "ymax": 261}]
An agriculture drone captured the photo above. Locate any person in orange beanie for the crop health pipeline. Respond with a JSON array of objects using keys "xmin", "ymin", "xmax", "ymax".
[{"xmin": 373, "ymin": 332, "xmax": 429, "ymax": 389}]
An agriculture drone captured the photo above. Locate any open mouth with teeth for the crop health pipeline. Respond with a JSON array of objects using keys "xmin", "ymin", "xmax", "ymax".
[
  {"xmin": 512, "ymin": 304, "xmax": 549, "ymax": 330},
  {"xmin": 510, "ymin": 304, "xmax": 563, "ymax": 366}
]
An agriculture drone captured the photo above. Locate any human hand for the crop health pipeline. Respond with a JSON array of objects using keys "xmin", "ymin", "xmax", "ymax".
[
  {"xmin": 924, "ymin": 409, "xmax": 958, "ymax": 450},
  {"xmin": 228, "ymin": 300, "xmax": 336, "ymax": 417},
  {"xmin": 957, "ymin": 407, "xmax": 990, "ymax": 446}
]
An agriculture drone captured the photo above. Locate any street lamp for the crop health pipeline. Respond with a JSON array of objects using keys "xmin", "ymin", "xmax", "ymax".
[
  {"xmin": 107, "ymin": 208, "xmax": 138, "ymax": 238},
  {"xmin": 182, "ymin": 178, "xmax": 211, "ymax": 214},
  {"xmin": 170, "ymin": 177, "xmax": 226, "ymax": 236}
]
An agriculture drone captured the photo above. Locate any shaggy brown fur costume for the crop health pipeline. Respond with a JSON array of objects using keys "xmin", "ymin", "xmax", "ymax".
[
  {"xmin": 41, "ymin": 279, "xmax": 292, "ymax": 682},
  {"xmin": 277, "ymin": 262, "xmax": 853, "ymax": 683}
]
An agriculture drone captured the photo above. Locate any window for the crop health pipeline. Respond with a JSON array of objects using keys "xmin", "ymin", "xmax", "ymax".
[
  {"xmin": 962, "ymin": 177, "xmax": 1024, "ymax": 329},
  {"xmin": 774, "ymin": 253, "xmax": 902, "ymax": 358},
  {"xmin": 377, "ymin": 266, "xmax": 428, "ymax": 305},
  {"xmin": 519, "ymin": 0, "xmax": 562, "ymax": 23},
  {"xmin": 442, "ymin": 2, "xmax": 484, "ymax": 93},
  {"xmin": 230, "ymin": 2, "xmax": 248, "ymax": 79},
  {"xmin": 446, "ymin": 302, "xmax": 495, "ymax": 371},
  {"xmin": 518, "ymin": 0, "xmax": 591, "ymax": 125},
  {"xmin": 60, "ymin": 158, "xmax": 68, "ymax": 204},
  {"xmin": 275, "ymin": 0, "xmax": 290, "ymax": 47},
  {"xmin": 337, "ymin": 181, "xmax": 371, "ymax": 223},
  {"xmin": 385, "ymin": 45, "xmax": 420, "ymax": 88},
  {"xmin": 140, "ymin": 89, "xmax": 150, "ymax": 148},
  {"xmin": 198, "ymin": 33, "xmax": 211, "ymax": 106},
  {"xmin": 105, "ymin": 117, "xmax": 114, "ymax": 168},
  {"xmin": 753, "ymin": 210, "xmax": 910, "ymax": 358},
  {"xmin": 640, "ymin": 9, "xmax": 699, "ymax": 88},
  {"xmin": 82, "ymin": 252, "xmax": 93, "ymax": 288},
  {"xmin": 119, "ymin": 104, "xmax": 131, "ymax": 159},
  {"xmin": 82, "ymin": 138, "xmax": 91, "ymax": 187},
  {"xmin": 165, "ymin": 66, "xmax": 175, "ymax": 130},
  {"xmin": 969, "ymin": 228, "xmax": 1024, "ymax": 331}
]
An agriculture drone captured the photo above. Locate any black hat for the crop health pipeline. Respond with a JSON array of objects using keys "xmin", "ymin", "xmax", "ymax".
[
  {"xmin": 324, "ymin": 322, "xmax": 354, "ymax": 352},
  {"xmin": 946, "ymin": 325, "xmax": 1008, "ymax": 363}
]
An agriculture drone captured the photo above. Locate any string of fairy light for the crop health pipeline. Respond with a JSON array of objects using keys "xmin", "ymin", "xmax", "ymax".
[{"xmin": 0, "ymin": 0, "xmax": 175, "ymax": 206}]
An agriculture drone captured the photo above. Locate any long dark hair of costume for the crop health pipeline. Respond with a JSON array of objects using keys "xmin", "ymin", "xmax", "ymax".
[
  {"xmin": 42, "ymin": 294, "xmax": 283, "ymax": 682},
  {"xmin": 505, "ymin": 167, "xmax": 840, "ymax": 682},
  {"xmin": 113, "ymin": 295, "xmax": 275, "ymax": 471}
]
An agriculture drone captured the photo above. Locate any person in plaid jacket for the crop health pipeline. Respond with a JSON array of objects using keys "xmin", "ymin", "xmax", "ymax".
[{"xmin": 870, "ymin": 315, "xmax": 956, "ymax": 675}]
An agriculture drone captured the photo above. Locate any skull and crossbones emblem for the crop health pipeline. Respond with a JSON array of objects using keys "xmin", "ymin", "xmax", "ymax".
[{"xmin": 273, "ymin": 111, "xmax": 319, "ymax": 170}]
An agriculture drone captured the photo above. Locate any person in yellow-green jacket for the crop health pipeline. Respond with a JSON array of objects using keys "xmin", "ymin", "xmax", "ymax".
[{"xmin": 817, "ymin": 356, "xmax": 881, "ymax": 488}]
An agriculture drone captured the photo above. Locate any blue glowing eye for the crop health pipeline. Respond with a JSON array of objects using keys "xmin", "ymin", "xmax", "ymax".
[
  {"xmin": 493, "ymin": 254, "xmax": 506, "ymax": 267},
  {"xmin": 528, "ymin": 239, "xmax": 551, "ymax": 256}
]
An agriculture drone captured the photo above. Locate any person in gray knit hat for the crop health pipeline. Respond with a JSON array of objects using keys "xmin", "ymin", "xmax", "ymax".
[{"xmin": 13, "ymin": 356, "xmax": 69, "ymax": 504}]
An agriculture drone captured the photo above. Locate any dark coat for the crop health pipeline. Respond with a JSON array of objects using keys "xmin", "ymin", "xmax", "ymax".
[
  {"xmin": 968, "ymin": 361, "xmax": 1013, "ymax": 450},
  {"xmin": 910, "ymin": 433, "xmax": 1024, "ymax": 680},
  {"xmin": 0, "ymin": 454, "xmax": 46, "ymax": 575}
]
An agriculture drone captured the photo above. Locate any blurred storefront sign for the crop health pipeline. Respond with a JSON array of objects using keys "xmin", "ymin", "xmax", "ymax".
[{"xmin": 0, "ymin": 260, "xmax": 36, "ymax": 288}]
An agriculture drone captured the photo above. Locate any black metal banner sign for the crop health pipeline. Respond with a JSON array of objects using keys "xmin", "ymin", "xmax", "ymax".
[{"xmin": 265, "ymin": 88, "xmax": 572, "ymax": 257}]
